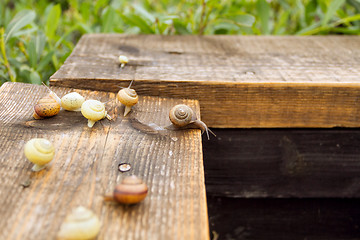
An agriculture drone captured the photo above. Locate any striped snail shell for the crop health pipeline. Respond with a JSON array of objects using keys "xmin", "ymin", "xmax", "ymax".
[
  {"xmin": 117, "ymin": 81, "xmax": 138, "ymax": 116},
  {"xmin": 81, "ymin": 100, "xmax": 111, "ymax": 128},
  {"xmin": 57, "ymin": 206, "xmax": 101, "ymax": 240},
  {"xmin": 113, "ymin": 175, "xmax": 148, "ymax": 204},
  {"xmin": 169, "ymin": 104, "xmax": 194, "ymax": 127},
  {"xmin": 24, "ymin": 138, "xmax": 55, "ymax": 171},
  {"xmin": 104, "ymin": 175, "xmax": 148, "ymax": 205},
  {"xmin": 167, "ymin": 104, "xmax": 215, "ymax": 140}
]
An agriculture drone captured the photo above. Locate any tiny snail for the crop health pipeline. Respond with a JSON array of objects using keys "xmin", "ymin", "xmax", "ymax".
[
  {"xmin": 57, "ymin": 206, "xmax": 101, "ymax": 240},
  {"xmin": 167, "ymin": 104, "xmax": 215, "ymax": 140},
  {"xmin": 33, "ymin": 84, "xmax": 61, "ymax": 119},
  {"xmin": 104, "ymin": 175, "xmax": 148, "ymax": 204},
  {"xmin": 117, "ymin": 80, "xmax": 138, "ymax": 116},
  {"xmin": 61, "ymin": 92, "xmax": 85, "ymax": 111},
  {"xmin": 119, "ymin": 55, "xmax": 129, "ymax": 68},
  {"xmin": 81, "ymin": 100, "xmax": 112, "ymax": 128},
  {"xmin": 24, "ymin": 138, "xmax": 55, "ymax": 171}
]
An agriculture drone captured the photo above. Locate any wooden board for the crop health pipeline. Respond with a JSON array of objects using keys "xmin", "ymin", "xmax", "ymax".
[
  {"xmin": 0, "ymin": 82, "xmax": 209, "ymax": 240},
  {"xmin": 207, "ymin": 197, "xmax": 360, "ymax": 240},
  {"xmin": 203, "ymin": 128, "xmax": 360, "ymax": 198},
  {"xmin": 49, "ymin": 34, "xmax": 360, "ymax": 128}
]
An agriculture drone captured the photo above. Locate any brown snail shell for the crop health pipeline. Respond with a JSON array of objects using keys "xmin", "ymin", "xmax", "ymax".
[
  {"xmin": 105, "ymin": 175, "xmax": 148, "ymax": 204},
  {"xmin": 167, "ymin": 104, "xmax": 215, "ymax": 140},
  {"xmin": 169, "ymin": 104, "xmax": 194, "ymax": 127},
  {"xmin": 33, "ymin": 95, "xmax": 61, "ymax": 119}
]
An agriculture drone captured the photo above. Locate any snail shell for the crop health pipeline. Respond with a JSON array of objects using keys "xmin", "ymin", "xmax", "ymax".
[
  {"xmin": 33, "ymin": 95, "xmax": 61, "ymax": 119},
  {"xmin": 117, "ymin": 87, "xmax": 138, "ymax": 116},
  {"xmin": 119, "ymin": 55, "xmax": 129, "ymax": 68},
  {"xmin": 24, "ymin": 138, "xmax": 55, "ymax": 171},
  {"xmin": 61, "ymin": 92, "xmax": 85, "ymax": 111},
  {"xmin": 57, "ymin": 206, "xmax": 101, "ymax": 240},
  {"xmin": 168, "ymin": 104, "xmax": 215, "ymax": 140},
  {"xmin": 106, "ymin": 175, "xmax": 148, "ymax": 204},
  {"xmin": 81, "ymin": 100, "xmax": 109, "ymax": 128},
  {"xmin": 169, "ymin": 104, "xmax": 194, "ymax": 127}
]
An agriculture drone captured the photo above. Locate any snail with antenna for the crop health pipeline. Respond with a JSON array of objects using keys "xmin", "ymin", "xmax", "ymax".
[
  {"xmin": 117, "ymin": 80, "xmax": 138, "ymax": 116},
  {"xmin": 166, "ymin": 104, "xmax": 215, "ymax": 140}
]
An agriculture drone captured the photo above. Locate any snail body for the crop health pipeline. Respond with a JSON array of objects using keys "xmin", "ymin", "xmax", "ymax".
[
  {"xmin": 61, "ymin": 92, "xmax": 85, "ymax": 111},
  {"xmin": 81, "ymin": 100, "xmax": 111, "ymax": 128},
  {"xmin": 57, "ymin": 206, "xmax": 101, "ymax": 240},
  {"xmin": 168, "ymin": 104, "xmax": 215, "ymax": 140},
  {"xmin": 24, "ymin": 138, "xmax": 55, "ymax": 171},
  {"xmin": 117, "ymin": 80, "xmax": 138, "ymax": 116},
  {"xmin": 104, "ymin": 175, "xmax": 148, "ymax": 204}
]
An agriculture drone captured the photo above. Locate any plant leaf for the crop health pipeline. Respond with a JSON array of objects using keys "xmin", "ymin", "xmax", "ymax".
[
  {"xmin": 5, "ymin": 10, "xmax": 36, "ymax": 43},
  {"xmin": 11, "ymin": 27, "xmax": 38, "ymax": 38},
  {"xmin": 120, "ymin": 13, "xmax": 154, "ymax": 33},
  {"xmin": 256, "ymin": 0, "xmax": 271, "ymax": 34},
  {"xmin": 132, "ymin": 4, "xmax": 156, "ymax": 23},
  {"xmin": 27, "ymin": 37, "xmax": 37, "ymax": 69},
  {"xmin": 101, "ymin": 6, "xmax": 116, "ymax": 33},
  {"xmin": 45, "ymin": 4, "xmax": 61, "ymax": 39},
  {"xmin": 322, "ymin": 0, "xmax": 346, "ymax": 26},
  {"xmin": 173, "ymin": 19, "xmax": 191, "ymax": 34},
  {"xmin": 30, "ymin": 70, "xmax": 42, "ymax": 84},
  {"xmin": 228, "ymin": 14, "xmax": 256, "ymax": 28},
  {"xmin": 37, "ymin": 50, "xmax": 55, "ymax": 72}
]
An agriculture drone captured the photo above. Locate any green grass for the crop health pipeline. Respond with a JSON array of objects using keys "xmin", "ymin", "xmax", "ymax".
[{"xmin": 1, "ymin": 0, "xmax": 359, "ymax": 85}]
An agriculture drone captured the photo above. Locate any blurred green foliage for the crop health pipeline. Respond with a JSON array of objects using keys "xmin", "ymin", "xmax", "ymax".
[{"xmin": 0, "ymin": 0, "xmax": 359, "ymax": 85}]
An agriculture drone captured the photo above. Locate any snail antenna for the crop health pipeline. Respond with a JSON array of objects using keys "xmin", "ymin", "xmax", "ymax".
[{"xmin": 128, "ymin": 79, "xmax": 134, "ymax": 88}]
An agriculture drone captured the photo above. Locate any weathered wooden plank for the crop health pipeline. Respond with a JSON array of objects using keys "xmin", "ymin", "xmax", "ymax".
[
  {"xmin": 203, "ymin": 128, "xmax": 360, "ymax": 198},
  {"xmin": 0, "ymin": 82, "xmax": 209, "ymax": 240},
  {"xmin": 207, "ymin": 196, "xmax": 360, "ymax": 240},
  {"xmin": 50, "ymin": 34, "xmax": 360, "ymax": 128}
]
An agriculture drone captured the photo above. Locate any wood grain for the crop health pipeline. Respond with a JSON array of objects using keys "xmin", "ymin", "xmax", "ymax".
[
  {"xmin": 207, "ymin": 197, "xmax": 360, "ymax": 240},
  {"xmin": 203, "ymin": 128, "xmax": 360, "ymax": 198},
  {"xmin": 49, "ymin": 34, "xmax": 360, "ymax": 128},
  {"xmin": 0, "ymin": 82, "xmax": 209, "ymax": 240}
]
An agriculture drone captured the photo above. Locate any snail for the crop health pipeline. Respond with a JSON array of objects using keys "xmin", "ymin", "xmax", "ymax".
[
  {"xmin": 33, "ymin": 85, "xmax": 61, "ymax": 119},
  {"xmin": 61, "ymin": 92, "xmax": 85, "ymax": 111},
  {"xmin": 119, "ymin": 55, "xmax": 129, "ymax": 68},
  {"xmin": 81, "ymin": 100, "xmax": 112, "ymax": 128},
  {"xmin": 117, "ymin": 80, "xmax": 138, "ymax": 116},
  {"xmin": 166, "ymin": 104, "xmax": 215, "ymax": 140},
  {"xmin": 57, "ymin": 206, "xmax": 101, "ymax": 240},
  {"xmin": 24, "ymin": 138, "xmax": 55, "ymax": 171},
  {"xmin": 104, "ymin": 175, "xmax": 148, "ymax": 204}
]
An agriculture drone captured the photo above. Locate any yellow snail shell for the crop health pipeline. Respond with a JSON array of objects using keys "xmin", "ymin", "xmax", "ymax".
[
  {"xmin": 61, "ymin": 92, "xmax": 85, "ymax": 111},
  {"xmin": 57, "ymin": 206, "xmax": 101, "ymax": 240},
  {"xmin": 119, "ymin": 55, "xmax": 129, "ymax": 68},
  {"xmin": 24, "ymin": 138, "xmax": 55, "ymax": 171},
  {"xmin": 168, "ymin": 104, "xmax": 215, "ymax": 140},
  {"xmin": 81, "ymin": 100, "xmax": 111, "ymax": 128},
  {"xmin": 117, "ymin": 86, "xmax": 138, "ymax": 117}
]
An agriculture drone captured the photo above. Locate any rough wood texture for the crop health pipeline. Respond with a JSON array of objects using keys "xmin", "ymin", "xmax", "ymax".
[
  {"xmin": 203, "ymin": 128, "xmax": 360, "ymax": 198},
  {"xmin": 0, "ymin": 82, "xmax": 209, "ymax": 240},
  {"xmin": 207, "ymin": 196, "xmax": 360, "ymax": 240},
  {"xmin": 50, "ymin": 34, "xmax": 360, "ymax": 128}
]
